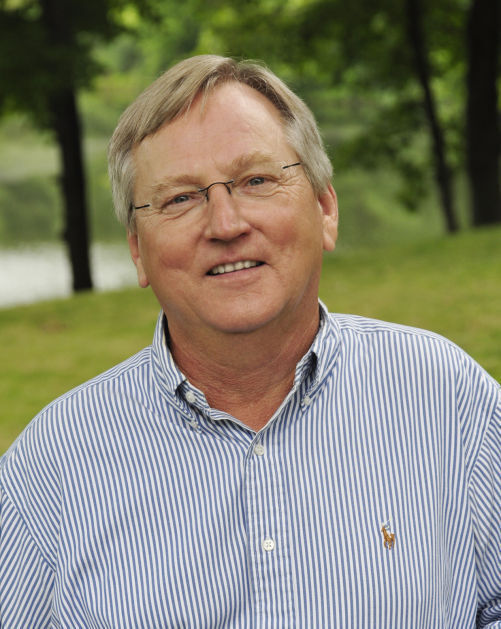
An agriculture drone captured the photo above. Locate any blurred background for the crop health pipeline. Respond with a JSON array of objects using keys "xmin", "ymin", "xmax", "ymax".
[
  {"xmin": 0, "ymin": 0, "xmax": 500, "ymax": 450},
  {"xmin": 0, "ymin": 0, "xmax": 499, "ymax": 306}
]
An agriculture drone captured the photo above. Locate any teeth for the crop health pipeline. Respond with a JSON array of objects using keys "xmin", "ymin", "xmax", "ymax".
[{"xmin": 209, "ymin": 260, "xmax": 260, "ymax": 275}]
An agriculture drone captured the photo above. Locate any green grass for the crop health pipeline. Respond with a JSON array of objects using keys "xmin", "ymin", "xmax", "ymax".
[{"xmin": 1, "ymin": 225, "xmax": 500, "ymax": 454}]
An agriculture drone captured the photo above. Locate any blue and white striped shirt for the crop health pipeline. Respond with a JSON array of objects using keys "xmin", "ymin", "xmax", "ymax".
[{"xmin": 1, "ymin": 304, "xmax": 500, "ymax": 628}]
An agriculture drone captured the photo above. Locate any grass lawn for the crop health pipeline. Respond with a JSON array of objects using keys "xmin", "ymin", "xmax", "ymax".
[{"xmin": 1, "ymin": 226, "xmax": 500, "ymax": 454}]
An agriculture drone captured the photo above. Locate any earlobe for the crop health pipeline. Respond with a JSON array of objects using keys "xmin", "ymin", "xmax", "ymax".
[
  {"xmin": 318, "ymin": 184, "xmax": 339, "ymax": 252},
  {"xmin": 127, "ymin": 231, "xmax": 150, "ymax": 288}
]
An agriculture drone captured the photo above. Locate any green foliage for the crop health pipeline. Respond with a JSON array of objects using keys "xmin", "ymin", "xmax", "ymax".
[
  {"xmin": 0, "ymin": 0, "xmax": 497, "ymax": 254},
  {"xmin": 0, "ymin": 0, "xmax": 154, "ymax": 125},
  {"xmin": 197, "ymin": 0, "xmax": 471, "ymax": 221},
  {"xmin": 0, "ymin": 176, "xmax": 61, "ymax": 242},
  {"xmin": 0, "ymin": 114, "xmax": 124, "ymax": 244},
  {"xmin": 85, "ymin": 143, "xmax": 125, "ymax": 241}
]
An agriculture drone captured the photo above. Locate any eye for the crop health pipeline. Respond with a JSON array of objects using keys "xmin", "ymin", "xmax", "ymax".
[
  {"xmin": 237, "ymin": 169, "xmax": 281, "ymax": 197},
  {"xmin": 247, "ymin": 175, "xmax": 267, "ymax": 187},
  {"xmin": 168, "ymin": 193, "xmax": 192, "ymax": 205},
  {"xmin": 158, "ymin": 192, "xmax": 200, "ymax": 212},
  {"xmin": 154, "ymin": 189, "xmax": 202, "ymax": 217}
]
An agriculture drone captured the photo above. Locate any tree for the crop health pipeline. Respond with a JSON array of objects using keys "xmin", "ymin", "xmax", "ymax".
[
  {"xmin": 405, "ymin": 0, "xmax": 458, "ymax": 232},
  {"xmin": 39, "ymin": 0, "xmax": 92, "ymax": 291},
  {"xmin": 0, "ymin": 0, "xmax": 150, "ymax": 291},
  {"xmin": 466, "ymin": 0, "xmax": 501, "ymax": 225}
]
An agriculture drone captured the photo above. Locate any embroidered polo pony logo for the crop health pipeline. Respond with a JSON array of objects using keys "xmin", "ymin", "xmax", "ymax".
[{"xmin": 381, "ymin": 521, "xmax": 396, "ymax": 550}]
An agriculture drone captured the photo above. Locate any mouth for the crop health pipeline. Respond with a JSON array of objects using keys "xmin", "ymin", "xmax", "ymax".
[{"xmin": 207, "ymin": 260, "xmax": 264, "ymax": 276}]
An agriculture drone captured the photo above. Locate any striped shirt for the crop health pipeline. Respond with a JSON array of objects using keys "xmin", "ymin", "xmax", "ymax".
[{"xmin": 1, "ymin": 303, "xmax": 500, "ymax": 628}]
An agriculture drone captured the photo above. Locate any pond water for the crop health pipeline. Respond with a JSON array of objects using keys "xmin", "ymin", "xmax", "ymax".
[{"xmin": 0, "ymin": 242, "xmax": 138, "ymax": 309}]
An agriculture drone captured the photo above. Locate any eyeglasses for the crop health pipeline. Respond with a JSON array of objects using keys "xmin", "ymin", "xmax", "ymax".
[{"xmin": 132, "ymin": 161, "xmax": 302, "ymax": 220}]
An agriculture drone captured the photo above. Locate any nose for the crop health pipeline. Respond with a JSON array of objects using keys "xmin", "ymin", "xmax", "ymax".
[{"xmin": 202, "ymin": 183, "xmax": 251, "ymax": 241}]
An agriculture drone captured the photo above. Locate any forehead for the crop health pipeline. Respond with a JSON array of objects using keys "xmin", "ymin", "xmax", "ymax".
[{"xmin": 132, "ymin": 83, "xmax": 291, "ymax": 190}]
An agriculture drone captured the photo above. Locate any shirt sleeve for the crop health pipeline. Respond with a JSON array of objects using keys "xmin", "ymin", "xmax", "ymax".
[
  {"xmin": 0, "ymin": 465, "xmax": 55, "ymax": 628},
  {"xmin": 469, "ymin": 393, "xmax": 501, "ymax": 628}
]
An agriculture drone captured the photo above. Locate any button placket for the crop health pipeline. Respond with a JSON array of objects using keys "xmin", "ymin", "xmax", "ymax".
[{"xmin": 245, "ymin": 431, "xmax": 294, "ymax": 623}]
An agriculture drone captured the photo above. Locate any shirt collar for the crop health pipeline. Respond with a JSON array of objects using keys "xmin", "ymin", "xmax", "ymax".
[
  {"xmin": 296, "ymin": 300, "xmax": 341, "ymax": 389},
  {"xmin": 150, "ymin": 312, "xmax": 186, "ymax": 394},
  {"xmin": 150, "ymin": 300, "xmax": 341, "ymax": 397}
]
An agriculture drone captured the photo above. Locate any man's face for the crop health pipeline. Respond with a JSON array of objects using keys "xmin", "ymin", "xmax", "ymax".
[{"xmin": 128, "ymin": 82, "xmax": 338, "ymax": 344}]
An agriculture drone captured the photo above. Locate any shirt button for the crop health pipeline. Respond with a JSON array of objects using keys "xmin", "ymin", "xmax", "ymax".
[
  {"xmin": 254, "ymin": 444, "xmax": 265, "ymax": 456},
  {"xmin": 303, "ymin": 395, "xmax": 312, "ymax": 406},
  {"xmin": 185, "ymin": 391, "xmax": 196, "ymax": 404},
  {"xmin": 262, "ymin": 538, "xmax": 275, "ymax": 552}
]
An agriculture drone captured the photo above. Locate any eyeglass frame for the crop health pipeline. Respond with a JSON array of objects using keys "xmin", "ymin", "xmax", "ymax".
[{"xmin": 131, "ymin": 161, "xmax": 302, "ymax": 214}]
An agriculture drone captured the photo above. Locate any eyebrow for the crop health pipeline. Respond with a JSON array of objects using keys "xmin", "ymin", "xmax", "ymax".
[
  {"xmin": 148, "ymin": 150, "xmax": 283, "ymax": 197},
  {"xmin": 226, "ymin": 151, "xmax": 278, "ymax": 172},
  {"xmin": 150, "ymin": 174, "xmax": 202, "ymax": 198}
]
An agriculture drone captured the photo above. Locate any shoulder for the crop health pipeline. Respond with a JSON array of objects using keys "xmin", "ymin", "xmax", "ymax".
[
  {"xmin": 330, "ymin": 311, "xmax": 457, "ymax": 344},
  {"xmin": 41, "ymin": 343, "xmax": 153, "ymax": 417},
  {"xmin": 328, "ymin": 311, "xmax": 481, "ymax": 367},
  {"xmin": 1, "ymin": 345, "xmax": 152, "ymax": 475},
  {"xmin": 326, "ymin": 311, "xmax": 499, "ymax": 412},
  {"xmin": 0, "ymin": 345, "xmax": 154, "ymax": 552},
  {"xmin": 327, "ymin": 311, "xmax": 500, "ymax": 451}
]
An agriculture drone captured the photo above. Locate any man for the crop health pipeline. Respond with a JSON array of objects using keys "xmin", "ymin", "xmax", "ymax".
[{"xmin": 1, "ymin": 55, "xmax": 500, "ymax": 628}]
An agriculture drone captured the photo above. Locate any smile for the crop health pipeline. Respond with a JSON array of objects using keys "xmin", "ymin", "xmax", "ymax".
[{"xmin": 208, "ymin": 260, "xmax": 263, "ymax": 276}]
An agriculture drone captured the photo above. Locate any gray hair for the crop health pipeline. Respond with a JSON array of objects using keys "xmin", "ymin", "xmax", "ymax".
[{"xmin": 108, "ymin": 55, "xmax": 333, "ymax": 230}]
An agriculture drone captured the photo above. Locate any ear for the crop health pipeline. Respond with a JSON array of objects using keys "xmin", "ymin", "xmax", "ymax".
[
  {"xmin": 318, "ymin": 184, "xmax": 338, "ymax": 252},
  {"xmin": 127, "ymin": 230, "xmax": 150, "ymax": 288}
]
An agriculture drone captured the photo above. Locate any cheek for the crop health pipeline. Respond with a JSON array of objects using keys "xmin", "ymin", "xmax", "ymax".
[
  {"xmin": 272, "ymin": 204, "xmax": 324, "ymax": 252},
  {"xmin": 138, "ymin": 226, "xmax": 199, "ymax": 288}
]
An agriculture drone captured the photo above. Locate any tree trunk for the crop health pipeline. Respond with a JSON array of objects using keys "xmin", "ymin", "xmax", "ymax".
[
  {"xmin": 50, "ymin": 89, "xmax": 93, "ymax": 291},
  {"xmin": 40, "ymin": 0, "xmax": 93, "ymax": 291},
  {"xmin": 466, "ymin": 0, "xmax": 501, "ymax": 226},
  {"xmin": 405, "ymin": 0, "xmax": 459, "ymax": 233}
]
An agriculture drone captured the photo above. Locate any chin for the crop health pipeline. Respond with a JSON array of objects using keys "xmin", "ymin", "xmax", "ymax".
[
  {"xmin": 207, "ymin": 302, "xmax": 289, "ymax": 336},
  {"xmin": 211, "ymin": 317, "xmax": 272, "ymax": 336}
]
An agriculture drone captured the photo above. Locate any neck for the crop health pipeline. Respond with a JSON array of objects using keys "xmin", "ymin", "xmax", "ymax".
[{"xmin": 168, "ymin": 307, "xmax": 320, "ymax": 431}]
